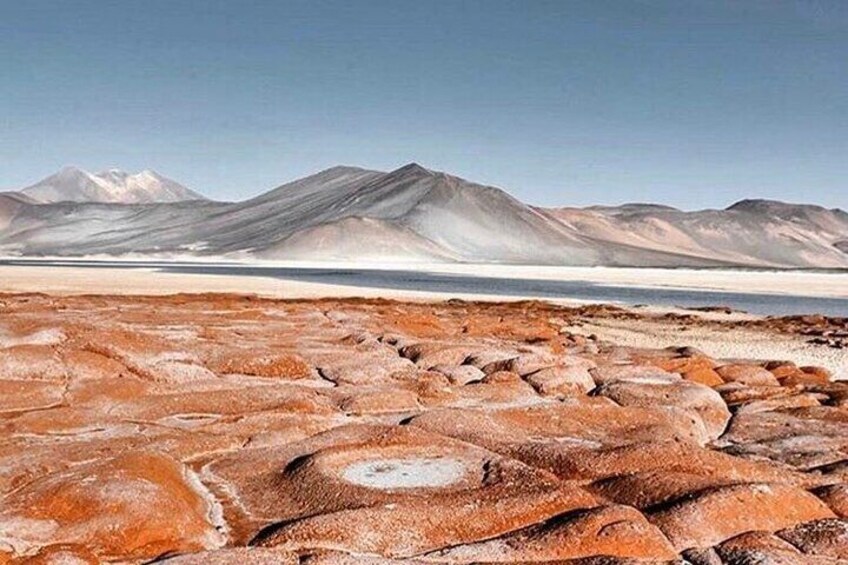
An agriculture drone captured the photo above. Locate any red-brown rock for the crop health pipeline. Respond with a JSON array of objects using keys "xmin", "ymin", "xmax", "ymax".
[
  {"xmin": 647, "ymin": 483, "xmax": 835, "ymax": 550},
  {"xmin": 0, "ymin": 452, "xmax": 225, "ymax": 560}
]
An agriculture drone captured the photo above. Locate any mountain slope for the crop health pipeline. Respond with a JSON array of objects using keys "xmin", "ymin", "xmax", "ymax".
[
  {"xmin": 1, "ymin": 164, "xmax": 846, "ymax": 268},
  {"xmin": 261, "ymin": 163, "xmax": 602, "ymax": 264},
  {"xmin": 0, "ymin": 193, "xmax": 32, "ymax": 231},
  {"xmin": 21, "ymin": 167, "xmax": 206, "ymax": 204},
  {"xmin": 544, "ymin": 199, "xmax": 848, "ymax": 268}
]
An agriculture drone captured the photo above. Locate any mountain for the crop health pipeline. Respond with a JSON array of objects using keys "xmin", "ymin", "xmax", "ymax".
[
  {"xmin": 0, "ymin": 191, "xmax": 40, "ymax": 205},
  {"xmin": 0, "ymin": 193, "xmax": 34, "ymax": 232},
  {"xmin": 543, "ymin": 198, "xmax": 848, "ymax": 268},
  {"xmin": 1, "ymin": 163, "xmax": 846, "ymax": 268},
  {"xmin": 20, "ymin": 166, "xmax": 206, "ymax": 204},
  {"xmin": 0, "ymin": 163, "xmax": 598, "ymax": 263},
  {"xmin": 248, "ymin": 163, "xmax": 605, "ymax": 264}
]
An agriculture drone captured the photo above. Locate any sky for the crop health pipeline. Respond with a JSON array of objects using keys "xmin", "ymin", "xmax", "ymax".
[{"xmin": 1, "ymin": 0, "xmax": 846, "ymax": 209}]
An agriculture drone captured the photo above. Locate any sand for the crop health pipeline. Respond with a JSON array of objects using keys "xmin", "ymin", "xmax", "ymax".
[{"xmin": 0, "ymin": 264, "xmax": 542, "ymax": 303}]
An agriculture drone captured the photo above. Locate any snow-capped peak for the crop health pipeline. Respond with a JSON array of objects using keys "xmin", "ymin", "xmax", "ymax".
[{"xmin": 21, "ymin": 167, "xmax": 207, "ymax": 204}]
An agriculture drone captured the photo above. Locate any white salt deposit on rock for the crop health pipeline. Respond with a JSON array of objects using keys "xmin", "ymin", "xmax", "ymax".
[{"xmin": 341, "ymin": 457, "xmax": 467, "ymax": 489}]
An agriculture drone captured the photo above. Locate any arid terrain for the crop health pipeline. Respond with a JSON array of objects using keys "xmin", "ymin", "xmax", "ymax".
[
  {"xmin": 5, "ymin": 1, "xmax": 847, "ymax": 563},
  {"xmin": 0, "ymin": 292, "xmax": 846, "ymax": 564}
]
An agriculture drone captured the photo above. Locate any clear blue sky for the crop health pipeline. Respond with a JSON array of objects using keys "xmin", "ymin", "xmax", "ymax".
[{"xmin": 2, "ymin": 0, "xmax": 846, "ymax": 209}]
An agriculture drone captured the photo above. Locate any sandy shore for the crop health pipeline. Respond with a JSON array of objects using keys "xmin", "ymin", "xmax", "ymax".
[
  {"xmin": 3, "ymin": 260, "xmax": 848, "ymax": 299},
  {"xmin": 0, "ymin": 264, "xmax": 578, "ymax": 303}
]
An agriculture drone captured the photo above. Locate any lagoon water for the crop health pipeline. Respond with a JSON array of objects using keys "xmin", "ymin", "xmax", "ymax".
[{"xmin": 3, "ymin": 259, "xmax": 848, "ymax": 317}]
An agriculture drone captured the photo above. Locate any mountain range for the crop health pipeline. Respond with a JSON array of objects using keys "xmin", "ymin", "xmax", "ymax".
[{"xmin": 1, "ymin": 163, "xmax": 847, "ymax": 268}]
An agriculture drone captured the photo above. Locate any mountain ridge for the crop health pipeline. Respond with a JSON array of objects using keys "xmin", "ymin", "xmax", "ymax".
[{"xmin": 2, "ymin": 163, "xmax": 846, "ymax": 268}]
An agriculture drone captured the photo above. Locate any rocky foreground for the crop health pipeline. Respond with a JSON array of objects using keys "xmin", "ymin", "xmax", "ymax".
[{"xmin": 0, "ymin": 294, "xmax": 846, "ymax": 564}]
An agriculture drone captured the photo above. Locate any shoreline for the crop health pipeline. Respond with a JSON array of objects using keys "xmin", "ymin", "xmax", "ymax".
[
  {"xmin": 2, "ymin": 260, "xmax": 848, "ymax": 299},
  {"xmin": 1, "ymin": 262, "xmax": 846, "ymax": 378}
]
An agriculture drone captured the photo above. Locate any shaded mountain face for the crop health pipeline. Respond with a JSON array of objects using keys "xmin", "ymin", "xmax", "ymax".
[
  {"xmin": 0, "ymin": 194, "xmax": 32, "ymax": 231},
  {"xmin": 20, "ymin": 166, "xmax": 206, "ymax": 204},
  {"xmin": 0, "ymin": 191, "xmax": 40, "ymax": 205},
  {"xmin": 1, "ymin": 163, "xmax": 847, "ymax": 268},
  {"xmin": 0, "ymin": 163, "xmax": 602, "ymax": 264}
]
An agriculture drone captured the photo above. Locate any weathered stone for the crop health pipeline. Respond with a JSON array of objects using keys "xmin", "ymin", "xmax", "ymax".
[
  {"xmin": 648, "ymin": 483, "xmax": 835, "ymax": 551},
  {"xmin": 429, "ymin": 364, "xmax": 484, "ymax": 385},
  {"xmin": 0, "ymin": 294, "xmax": 844, "ymax": 563},
  {"xmin": 814, "ymin": 484, "xmax": 848, "ymax": 517},
  {"xmin": 777, "ymin": 518, "xmax": 848, "ymax": 559},
  {"xmin": 594, "ymin": 378, "xmax": 731, "ymax": 441},
  {"xmin": 525, "ymin": 365, "xmax": 596, "ymax": 396},
  {"xmin": 430, "ymin": 505, "xmax": 677, "ymax": 562},
  {"xmin": 0, "ymin": 452, "xmax": 225, "ymax": 560},
  {"xmin": 716, "ymin": 364, "xmax": 780, "ymax": 387}
]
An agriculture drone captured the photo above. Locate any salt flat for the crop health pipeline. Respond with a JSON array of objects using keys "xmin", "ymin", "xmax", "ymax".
[{"xmin": 2, "ymin": 260, "xmax": 848, "ymax": 300}]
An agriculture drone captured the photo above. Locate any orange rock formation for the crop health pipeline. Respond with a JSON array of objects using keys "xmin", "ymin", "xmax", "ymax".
[{"xmin": 0, "ymin": 293, "xmax": 845, "ymax": 563}]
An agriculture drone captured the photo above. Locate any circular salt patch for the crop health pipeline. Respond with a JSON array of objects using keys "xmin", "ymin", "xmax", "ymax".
[{"xmin": 341, "ymin": 457, "xmax": 466, "ymax": 489}]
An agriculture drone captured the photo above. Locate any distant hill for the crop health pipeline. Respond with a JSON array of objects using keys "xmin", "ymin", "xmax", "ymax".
[
  {"xmin": 544, "ymin": 198, "xmax": 848, "ymax": 268},
  {"xmin": 1, "ymin": 163, "xmax": 846, "ymax": 268}
]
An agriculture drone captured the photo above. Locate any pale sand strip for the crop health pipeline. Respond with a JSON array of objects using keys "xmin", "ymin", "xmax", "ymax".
[
  {"xmin": 0, "ymin": 265, "xmax": 590, "ymax": 304},
  {"xmin": 4, "ymin": 260, "xmax": 848, "ymax": 298}
]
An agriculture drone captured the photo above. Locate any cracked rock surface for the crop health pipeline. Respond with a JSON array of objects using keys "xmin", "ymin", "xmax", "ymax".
[{"xmin": 0, "ymin": 293, "xmax": 846, "ymax": 563}]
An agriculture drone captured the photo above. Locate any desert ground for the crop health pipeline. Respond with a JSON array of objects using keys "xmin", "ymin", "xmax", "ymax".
[
  {"xmin": 2, "ymin": 262, "xmax": 847, "ymax": 378},
  {"xmin": 0, "ymin": 280, "xmax": 846, "ymax": 563}
]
